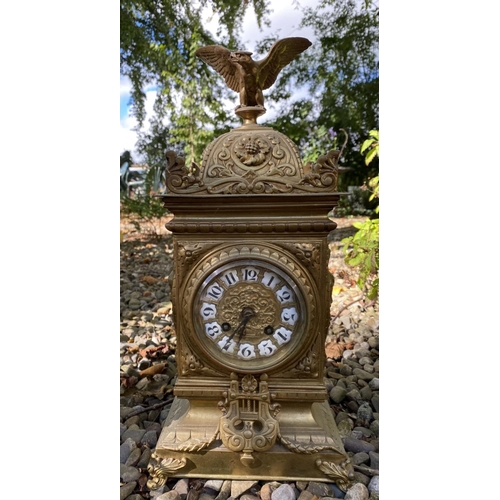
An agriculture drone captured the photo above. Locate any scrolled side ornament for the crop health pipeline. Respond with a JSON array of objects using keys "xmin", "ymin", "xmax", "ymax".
[
  {"xmin": 165, "ymin": 150, "xmax": 203, "ymax": 192},
  {"xmin": 315, "ymin": 458, "xmax": 354, "ymax": 492},
  {"xmin": 146, "ymin": 454, "xmax": 187, "ymax": 490}
]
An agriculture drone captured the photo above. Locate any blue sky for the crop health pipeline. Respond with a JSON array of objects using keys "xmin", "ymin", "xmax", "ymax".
[{"xmin": 119, "ymin": 0, "xmax": 319, "ymax": 161}]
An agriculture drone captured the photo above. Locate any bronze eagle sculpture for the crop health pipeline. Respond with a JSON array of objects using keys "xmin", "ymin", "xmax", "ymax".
[{"xmin": 195, "ymin": 37, "xmax": 312, "ymax": 109}]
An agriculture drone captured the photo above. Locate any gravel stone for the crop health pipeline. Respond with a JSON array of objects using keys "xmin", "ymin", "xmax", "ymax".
[
  {"xmin": 358, "ymin": 357, "xmax": 372, "ymax": 366},
  {"xmin": 352, "ymin": 452, "xmax": 370, "ymax": 465},
  {"xmin": 120, "ymin": 438, "xmax": 137, "ymax": 464},
  {"xmin": 125, "ymin": 447, "xmax": 142, "ymax": 467},
  {"xmin": 271, "ymin": 484, "xmax": 296, "ymax": 500},
  {"xmin": 346, "ymin": 389, "xmax": 362, "ymax": 401},
  {"xmin": 367, "ymin": 476, "xmax": 379, "ymax": 494},
  {"xmin": 231, "ymin": 481, "xmax": 259, "ymax": 498},
  {"xmin": 330, "ymin": 386, "xmax": 347, "ymax": 403},
  {"xmin": 338, "ymin": 418, "xmax": 354, "ymax": 438},
  {"xmin": 343, "ymin": 349, "xmax": 354, "ymax": 360},
  {"xmin": 157, "ymin": 492, "xmax": 182, "ymax": 500},
  {"xmin": 351, "ymin": 429, "xmax": 364, "ymax": 440},
  {"xmin": 352, "ymin": 368, "xmax": 375, "ymax": 381},
  {"xmin": 141, "ymin": 429, "xmax": 158, "ymax": 447},
  {"xmin": 215, "ymin": 480, "xmax": 232, "ymax": 500},
  {"xmin": 353, "ymin": 426, "xmax": 371, "ymax": 438},
  {"xmin": 369, "ymin": 452, "xmax": 379, "ymax": 470},
  {"xmin": 297, "ymin": 491, "xmax": 314, "ymax": 500},
  {"xmin": 136, "ymin": 447, "xmax": 151, "ymax": 468},
  {"xmin": 352, "ymin": 471, "xmax": 370, "ymax": 486},
  {"xmin": 121, "ymin": 428, "xmax": 146, "ymax": 445},
  {"xmin": 340, "ymin": 364, "xmax": 353, "ymax": 376},
  {"xmin": 357, "ymin": 403, "xmax": 374, "ymax": 426},
  {"xmin": 120, "ymin": 482, "xmax": 137, "ymax": 500},
  {"xmin": 359, "ymin": 386, "xmax": 373, "ymax": 401},
  {"xmin": 336, "ymin": 412, "xmax": 351, "ymax": 424},
  {"xmin": 344, "ymin": 483, "xmax": 369, "ymax": 500},
  {"xmin": 120, "ymin": 464, "xmax": 141, "ymax": 482},
  {"xmin": 205, "ymin": 480, "xmax": 224, "ymax": 493},
  {"xmin": 306, "ymin": 482, "xmax": 332, "ymax": 497},
  {"xmin": 355, "ymin": 353, "xmax": 371, "ymax": 364},
  {"xmin": 343, "ymin": 437, "xmax": 376, "ymax": 454},
  {"xmin": 173, "ymin": 479, "xmax": 190, "ymax": 499}
]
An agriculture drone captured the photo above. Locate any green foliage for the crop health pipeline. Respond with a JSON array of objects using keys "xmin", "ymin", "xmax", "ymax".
[
  {"xmin": 120, "ymin": 193, "xmax": 167, "ymax": 237},
  {"xmin": 268, "ymin": 0, "xmax": 379, "ymax": 190},
  {"xmin": 335, "ymin": 185, "xmax": 378, "ymax": 217},
  {"xmin": 121, "ymin": 0, "xmax": 271, "ymax": 164},
  {"xmin": 341, "ymin": 128, "xmax": 379, "ymax": 299},
  {"xmin": 342, "ymin": 219, "xmax": 379, "ymax": 299}
]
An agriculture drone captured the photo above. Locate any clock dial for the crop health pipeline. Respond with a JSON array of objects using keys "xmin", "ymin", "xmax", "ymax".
[{"xmin": 192, "ymin": 259, "xmax": 307, "ymax": 372}]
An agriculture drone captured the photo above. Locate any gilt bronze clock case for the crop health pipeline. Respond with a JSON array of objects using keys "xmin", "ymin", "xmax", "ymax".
[{"xmin": 148, "ymin": 119, "xmax": 353, "ymax": 488}]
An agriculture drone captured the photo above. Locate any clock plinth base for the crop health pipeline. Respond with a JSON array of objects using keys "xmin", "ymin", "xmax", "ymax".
[{"xmin": 151, "ymin": 396, "xmax": 353, "ymax": 488}]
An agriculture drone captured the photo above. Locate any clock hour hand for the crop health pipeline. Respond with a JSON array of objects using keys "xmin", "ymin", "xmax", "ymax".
[{"xmin": 223, "ymin": 307, "xmax": 256, "ymax": 350}]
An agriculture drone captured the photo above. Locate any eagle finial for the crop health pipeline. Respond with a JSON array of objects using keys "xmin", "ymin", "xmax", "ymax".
[{"xmin": 195, "ymin": 37, "xmax": 312, "ymax": 121}]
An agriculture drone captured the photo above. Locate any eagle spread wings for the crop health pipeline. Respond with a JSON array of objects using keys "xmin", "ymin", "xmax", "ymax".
[{"xmin": 195, "ymin": 37, "xmax": 312, "ymax": 108}]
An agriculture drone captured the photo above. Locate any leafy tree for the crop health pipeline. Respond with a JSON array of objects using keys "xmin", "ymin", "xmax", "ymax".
[
  {"xmin": 120, "ymin": 0, "xmax": 272, "ymax": 164},
  {"xmin": 341, "ymin": 129, "xmax": 379, "ymax": 300},
  {"xmin": 265, "ymin": 0, "xmax": 379, "ymax": 191}
]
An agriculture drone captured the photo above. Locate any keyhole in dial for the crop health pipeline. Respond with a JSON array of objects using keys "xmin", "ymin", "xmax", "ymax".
[
  {"xmin": 264, "ymin": 325, "xmax": 274, "ymax": 335},
  {"xmin": 222, "ymin": 323, "xmax": 231, "ymax": 331}
]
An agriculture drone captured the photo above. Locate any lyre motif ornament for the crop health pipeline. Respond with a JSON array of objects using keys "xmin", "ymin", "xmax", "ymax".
[{"xmin": 219, "ymin": 373, "xmax": 280, "ymax": 466}]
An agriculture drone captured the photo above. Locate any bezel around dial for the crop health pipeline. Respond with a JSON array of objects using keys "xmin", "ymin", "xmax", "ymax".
[{"xmin": 191, "ymin": 258, "xmax": 308, "ymax": 373}]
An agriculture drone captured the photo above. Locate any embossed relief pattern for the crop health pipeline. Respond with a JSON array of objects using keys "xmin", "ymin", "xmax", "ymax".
[
  {"xmin": 218, "ymin": 283, "xmax": 278, "ymax": 336},
  {"xmin": 203, "ymin": 131, "xmax": 300, "ymax": 194},
  {"xmin": 164, "ymin": 129, "xmax": 339, "ymax": 194}
]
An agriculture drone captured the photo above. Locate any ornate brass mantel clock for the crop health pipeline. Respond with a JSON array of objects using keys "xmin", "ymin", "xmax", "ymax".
[{"xmin": 148, "ymin": 37, "xmax": 354, "ymax": 491}]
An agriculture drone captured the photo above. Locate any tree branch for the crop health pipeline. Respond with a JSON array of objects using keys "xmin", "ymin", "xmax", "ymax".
[{"xmin": 121, "ymin": 396, "xmax": 174, "ymax": 421}]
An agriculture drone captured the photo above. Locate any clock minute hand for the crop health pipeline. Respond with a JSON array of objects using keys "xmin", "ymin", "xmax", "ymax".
[
  {"xmin": 235, "ymin": 307, "xmax": 256, "ymax": 346},
  {"xmin": 223, "ymin": 307, "xmax": 256, "ymax": 350}
]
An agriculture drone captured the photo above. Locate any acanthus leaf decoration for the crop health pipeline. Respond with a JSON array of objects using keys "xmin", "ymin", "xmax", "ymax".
[
  {"xmin": 315, "ymin": 458, "xmax": 354, "ymax": 492},
  {"xmin": 146, "ymin": 455, "xmax": 187, "ymax": 490}
]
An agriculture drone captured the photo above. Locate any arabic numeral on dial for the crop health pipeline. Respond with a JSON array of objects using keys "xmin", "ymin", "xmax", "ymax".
[
  {"xmin": 257, "ymin": 339, "xmax": 277, "ymax": 357},
  {"xmin": 221, "ymin": 270, "xmax": 239, "ymax": 286},
  {"xmin": 273, "ymin": 327, "xmax": 292, "ymax": 345},
  {"xmin": 281, "ymin": 307, "xmax": 298, "ymax": 326},
  {"xmin": 218, "ymin": 336, "xmax": 236, "ymax": 353},
  {"xmin": 200, "ymin": 302, "xmax": 217, "ymax": 319},
  {"xmin": 276, "ymin": 286, "xmax": 293, "ymax": 304},
  {"xmin": 262, "ymin": 271, "xmax": 279, "ymax": 289},
  {"xmin": 204, "ymin": 322, "xmax": 222, "ymax": 339},
  {"xmin": 206, "ymin": 283, "xmax": 224, "ymax": 300},
  {"xmin": 237, "ymin": 343, "xmax": 256, "ymax": 359},
  {"xmin": 242, "ymin": 266, "xmax": 259, "ymax": 281}
]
